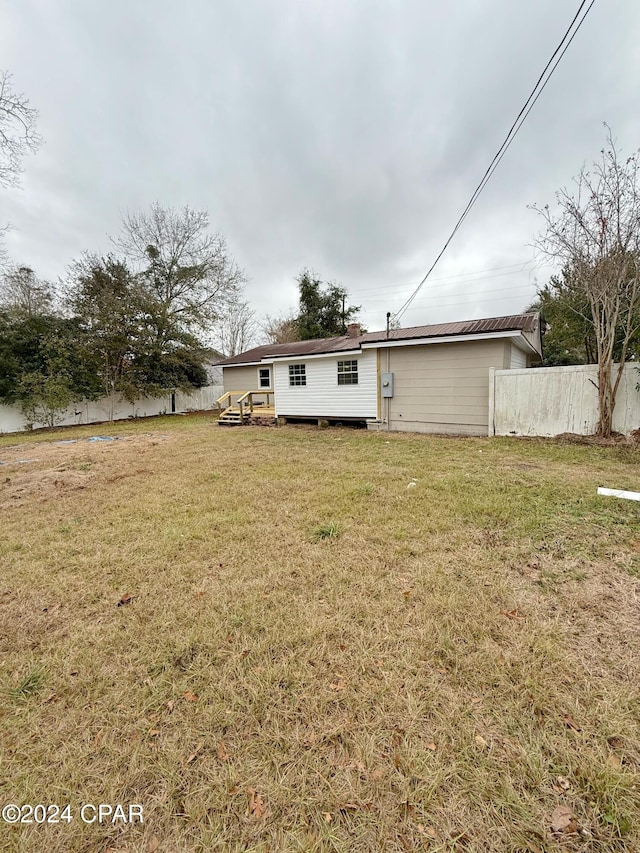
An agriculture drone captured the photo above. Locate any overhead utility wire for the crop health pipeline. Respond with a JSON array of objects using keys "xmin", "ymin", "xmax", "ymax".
[
  {"xmin": 393, "ymin": 0, "xmax": 596, "ymax": 322},
  {"xmin": 353, "ymin": 259, "xmax": 537, "ymax": 297},
  {"xmin": 355, "ymin": 262, "xmax": 538, "ymax": 299}
]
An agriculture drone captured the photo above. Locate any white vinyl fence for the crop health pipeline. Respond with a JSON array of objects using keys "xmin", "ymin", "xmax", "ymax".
[
  {"xmin": 0, "ymin": 385, "xmax": 223, "ymax": 435},
  {"xmin": 489, "ymin": 364, "xmax": 640, "ymax": 437}
]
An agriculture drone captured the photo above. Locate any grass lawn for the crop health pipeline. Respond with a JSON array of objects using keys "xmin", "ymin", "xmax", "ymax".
[{"xmin": 1, "ymin": 415, "xmax": 639, "ymax": 852}]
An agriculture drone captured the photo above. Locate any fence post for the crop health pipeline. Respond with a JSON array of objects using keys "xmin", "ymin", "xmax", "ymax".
[{"xmin": 488, "ymin": 368, "xmax": 496, "ymax": 437}]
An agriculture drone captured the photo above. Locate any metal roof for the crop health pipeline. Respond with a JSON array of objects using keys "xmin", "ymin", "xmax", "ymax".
[{"xmin": 216, "ymin": 313, "xmax": 539, "ymax": 366}]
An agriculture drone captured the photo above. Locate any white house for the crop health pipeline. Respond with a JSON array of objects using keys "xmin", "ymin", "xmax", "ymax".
[{"xmin": 216, "ymin": 313, "xmax": 542, "ymax": 436}]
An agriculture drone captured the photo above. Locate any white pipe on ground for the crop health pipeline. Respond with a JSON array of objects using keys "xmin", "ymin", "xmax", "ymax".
[{"xmin": 597, "ymin": 487, "xmax": 640, "ymax": 502}]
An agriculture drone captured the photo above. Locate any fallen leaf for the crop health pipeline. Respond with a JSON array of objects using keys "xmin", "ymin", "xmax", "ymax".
[
  {"xmin": 246, "ymin": 788, "xmax": 266, "ymax": 819},
  {"xmin": 470, "ymin": 697, "xmax": 482, "ymax": 705},
  {"xmin": 550, "ymin": 804, "xmax": 578, "ymax": 834},
  {"xmin": 475, "ymin": 735, "xmax": 488, "ymax": 748},
  {"xmin": 606, "ymin": 753, "xmax": 622, "ymax": 769},
  {"xmin": 418, "ymin": 825, "xmax": 437, "ymax": 839},
  {"xmin": 399, "ymin": 834, "xmax": 413, "ymax": 852},
  {"xmin": 186, "ymin": 742, "xmax": 204, "ymax": 764},
  {"xmin": 228, "ymin": 784, "xmax": 239, "ymax": 795},
  {"xmin": 117, "ymin": 593, "xmax": 133, "ymax": 607},
  {"xmin": 561, "ymin": 714, "xmax": 582, "ymax": 732},
  {"xmin": 323, "ymin": 812, "xmax": 333, "ymax": 823},
  {"xmin": 217, "ymin": 741, "xmax": 230, "ymax": 762},
  {"xmin": 194, "ymin": 591, "xmax": 205, "ymax": 600},
  {"xmin": 330, "ymin": 678, "xmax": 345, "ymax": 692},
  {"xmin": 166, "ymin": 700, "xmax": 174, "ymax": 713},
  {"xmin": 147, "ymin": 838, "xmax": 160, "ymax": 853},
  {"xmin": 426, "ymin": 742, "xmax": 437, "ymax": 751},
  {"xmin": 450, "ymin": 830, "xmax": 472, "ymax": 844},
  {"xmin": 503, "ymin": 608, "xmax": 524, "ymax": 619},
  {"xmin": 148, "ymin": 729, "xmax": 161, "ymax": 737},
  {"xmin": 370, "ymin": 769, "xmax": 384, "ymax": 781},
  {"xmin": 556, "ymin": 775, "xmax": 571, "ymax": 791},
  {"xmin": 182, "ymin": 690, "xmax": 199, "ymax": 702}
]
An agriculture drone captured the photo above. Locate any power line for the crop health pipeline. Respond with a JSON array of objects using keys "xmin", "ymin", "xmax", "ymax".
[
  {"xmin": 350, "ymin": 260, "xmax": 535, "ymax": 298},
  {"xmin": 393, "ymin": 289, "xmax": 538, "ymax": 310},
  {"xmin": 353, "ymin": 258, "xmax": 548, "ymax": 301},
  {"xmin": 353, "ymin": 262, "xmax": 539, "ymax": 300},
  {"xmin": 393, "ymin": 0, "xmax": 596, "ymax": 323},
  {"xmin": 363, "ymin": 281, "xmax": 537, "ymax": 307}
]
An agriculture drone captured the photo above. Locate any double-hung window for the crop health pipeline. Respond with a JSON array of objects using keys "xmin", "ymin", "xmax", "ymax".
[
  {"xmin": 258, "ymin": 367, "xmax": 271, "ymax": 388},
  {"xmin": 289, "ymin": 364, "xmax": 306, "ymax": 386},
  {"xmin": 337, "ymin": 359, "xmax": 358, "ymax": 385}
]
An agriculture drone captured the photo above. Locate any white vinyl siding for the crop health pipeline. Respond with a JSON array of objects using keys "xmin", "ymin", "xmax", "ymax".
[
  {"xmin": 274, "ymin": 350, "xmax": 377, "ymax": 418},
  {"xmin": 510, "ymin": 344, "xmax": 527, "ymax": 369}
]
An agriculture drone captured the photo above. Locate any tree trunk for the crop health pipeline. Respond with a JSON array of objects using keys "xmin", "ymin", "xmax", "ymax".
[{"xmin": 596, "ymin": 362, "xmax": 614, "ymax": 437}]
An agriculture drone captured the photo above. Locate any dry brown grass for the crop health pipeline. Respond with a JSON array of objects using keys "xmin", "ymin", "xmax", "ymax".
[{"xmin": 0, "ymin": 417, "xmax": 639, "ymax": 852}]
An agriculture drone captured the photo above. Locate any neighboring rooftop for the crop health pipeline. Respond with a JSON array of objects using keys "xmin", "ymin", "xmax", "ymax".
[{"xmin": 216, "ymin": 312, "xmax": 539, "ymax": 366}]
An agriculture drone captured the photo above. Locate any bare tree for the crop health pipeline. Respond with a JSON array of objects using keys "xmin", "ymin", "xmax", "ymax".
[
  {"xmin": 262, "ymin": 311, "xmax": 300, "ymax": 344},
  {"xmin": 113, "ymin": 203, "xmax": 245, "ymax": 345},
  {"xmin": 216, "ymin": 297, "xmax": 258, "ymax": 356},
  {"xmin": 0, "ymin": 226, "xmax": 10, "ymax": 270},
  {"xmin": 534, "ymin": 128, "xmax": 640, "ymax": 437},
  {"xmin": 0, "ymin": 71, "xmax": 42, "ymax": 268},
  {"xmin": 0, "ymin": 71, "xmax": 41, "ymax": 188},
  {"xmin": 0, "ymin": 266, "xmax": 54, "ymax": 315}
]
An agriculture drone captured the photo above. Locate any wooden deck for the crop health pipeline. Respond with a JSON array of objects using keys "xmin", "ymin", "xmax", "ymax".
[{"xmin": 217, "ymin": 390, "xmax": 277, "ymax": 426}]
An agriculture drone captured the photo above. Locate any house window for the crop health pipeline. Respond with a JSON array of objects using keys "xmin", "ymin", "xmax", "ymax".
[
  {"xmin": 258, "ymin": 367, "xmax": 271, "ymax": 388},
  {"xmin": 337, "ymin": 359, "xmax": 358, "ymax": 385},
  {"xmin": 289, "ymin": 364, "xmax": 306, "ymax": 386}
]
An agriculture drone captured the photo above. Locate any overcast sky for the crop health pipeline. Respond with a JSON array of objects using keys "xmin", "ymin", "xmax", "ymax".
[{"xmin": 1, "ymin": 0, "xmax": 639, "ymax": 334}]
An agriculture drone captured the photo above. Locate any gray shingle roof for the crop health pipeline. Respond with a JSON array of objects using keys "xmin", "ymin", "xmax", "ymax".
[{"xmin": 216, "ymin": 313, "xmax": 539, "ymax": 366}]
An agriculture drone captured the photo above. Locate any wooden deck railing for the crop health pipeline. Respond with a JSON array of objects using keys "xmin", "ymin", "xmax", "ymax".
[
  {"xmin": 236, "ymin": 390, "xmax": 274, "ymax": 414},
  {"xmin": 216, "ymin": 390, "xmax": 275, "ymax": 422}
]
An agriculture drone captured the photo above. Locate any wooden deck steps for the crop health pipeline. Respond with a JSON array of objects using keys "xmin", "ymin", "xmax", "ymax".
[
  {"xmin": 218, "ymin": 406, "xmax": 245, "ymax": 426},
  {"xmin": 218, "ymin": 402, "xmax": 277, "ymax": 427}
]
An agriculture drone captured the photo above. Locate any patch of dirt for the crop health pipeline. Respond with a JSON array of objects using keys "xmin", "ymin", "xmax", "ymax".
[
  {"xmin": 554, "ymin": 431, "xmax": 636, "ymax": 447},
  {"xmin": 0, "ymin": 433, "xmax": 170, "ymax": 507},
  {"xmin": 518, "ymin": 553, "xmax": 640, "ymax": 679},
  {"xmin": 2, "ymin": 469, "xmax": 95, "ymax": 504}
]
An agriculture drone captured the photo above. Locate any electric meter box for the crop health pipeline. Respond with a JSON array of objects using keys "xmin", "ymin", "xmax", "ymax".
[{"xmin": 381, "ymin": 372, "xmax": 394, "ymax": 398}]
